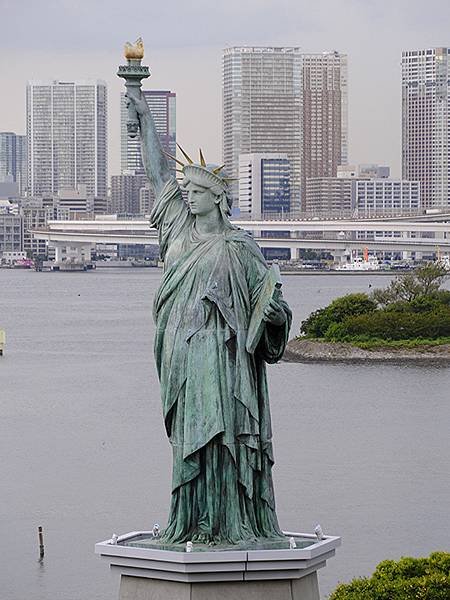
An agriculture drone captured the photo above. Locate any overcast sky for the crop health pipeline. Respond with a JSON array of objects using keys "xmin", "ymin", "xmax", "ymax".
[{"xmin": 1, "ymin": 0, "xmax": 449, "ymax": 177}]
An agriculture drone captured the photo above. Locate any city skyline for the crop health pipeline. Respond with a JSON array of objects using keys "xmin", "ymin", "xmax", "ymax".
[{"xmin": 2, "ymin": 0, "xmax": 450, "ymax": 179}]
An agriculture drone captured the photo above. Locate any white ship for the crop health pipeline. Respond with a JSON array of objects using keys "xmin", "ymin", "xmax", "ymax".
[{"xmin": 334, "ymin": 256, "xmax": 380, "ymax": 271}]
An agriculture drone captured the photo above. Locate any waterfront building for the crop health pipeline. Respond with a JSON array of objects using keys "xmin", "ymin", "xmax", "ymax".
[
  {"xmin": 223, "ymin": 46, "xmax": 302, "ymax": 210},
  {"xmin": 353, "ymin": 179, "xmax": 420, "ymax": 214},
  {"xmin": 0, "ymin": 213, "xmax": 23, "ymax": 254},
  {"xmin": 305, "ymin": 176, "xmax": 420, "ymax": 216},
  {"xmin": 120, "ymin": 90, "xmax": 176, "ymax": 174},
  {"xmin": 21, "ymin": 199, "xmax": 70, "ymax": 257},
  {"xmin": 0, "ymin": 132, "xmax": 27, "ymax": 195},
  {"xmin": 402, "ymin": 47, "xmax": 450, "ymax": 208},
  {"xmin": 110, "ymin": 172, "xmax": 148, "ymax": 215},
  {"xmin": 300, "ymin": 52, "xmax": 348, "ymax": 202},
  {"xmin": 238, "ymin": 153, "xmax": 291, "ymax": 218},
  {"xmin": 26, "ymin": 80, "xmax": 107, "ymax": 200}
]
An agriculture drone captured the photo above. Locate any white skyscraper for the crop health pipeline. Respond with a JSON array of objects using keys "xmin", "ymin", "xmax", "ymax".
[
  {"xmin": 402, "ymin": 47, "xmax": 450, "ymax": 208},
  {"xmin": 26, "ymin": 80, "xmax": 107, "ymax": 200},
  {"xmin": 223, "ymin": 47, "xmax": 348, "ymax": 212}
]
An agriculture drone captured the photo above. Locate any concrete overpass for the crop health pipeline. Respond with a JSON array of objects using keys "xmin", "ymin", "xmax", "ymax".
[
  {"xmin": 34, "ymin": 217, "xmax": 450, "ymax": 234},
  {"xmin": 30, "ymin": 216, "xmax": 450, "ymax": 265}
]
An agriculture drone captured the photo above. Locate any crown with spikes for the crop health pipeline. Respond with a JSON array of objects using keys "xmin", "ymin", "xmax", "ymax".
[{"xmin": 164, "ymin": 144, "xmax": 236, "ymax": 193}]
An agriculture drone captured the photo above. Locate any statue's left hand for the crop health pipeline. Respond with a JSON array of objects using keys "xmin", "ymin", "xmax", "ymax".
[{"xmin": 263, "ymin": 298, "xmax": 286, "ymax": 327}]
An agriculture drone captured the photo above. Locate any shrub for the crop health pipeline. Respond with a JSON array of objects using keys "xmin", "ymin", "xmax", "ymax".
[
  {"xmin": 330, "ymin": 552, "xmax": 450, "ymax": 600},
  {"xmin": 325, "ymin": 306, "xmax": 450, "ymax": 341},
  {"xmin": 300, "ymin": 293, "xmax": 377, "ymax": 338}
]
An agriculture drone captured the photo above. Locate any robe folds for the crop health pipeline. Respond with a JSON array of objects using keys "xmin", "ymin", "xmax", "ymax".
[{"xmin": 151, "ymin": 178, "xmax": 292, "ymax": 544}]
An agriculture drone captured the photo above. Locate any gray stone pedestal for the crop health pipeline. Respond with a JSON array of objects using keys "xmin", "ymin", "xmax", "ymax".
[
  {"xmin": 119, "ymin": 573, "xmax": 320, "ymax": 600},
  {"xmin": 95, "ymin": 531, "xmax": 341, "ymax": 600}
]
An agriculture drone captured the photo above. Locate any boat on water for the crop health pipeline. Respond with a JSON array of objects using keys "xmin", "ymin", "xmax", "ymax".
[{"xmin": 334, "ymin": 256, "xmax": 381, "ymax": 271}]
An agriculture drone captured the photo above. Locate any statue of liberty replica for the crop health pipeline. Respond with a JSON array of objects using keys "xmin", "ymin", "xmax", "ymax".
[{"xmin": 120, "ymin": 39, "xmax": 292, "ymax": 546}]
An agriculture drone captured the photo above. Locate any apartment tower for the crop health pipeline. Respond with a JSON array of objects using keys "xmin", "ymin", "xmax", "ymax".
[
  {"xmin": 402, "ymin": 47, "xmax": 450, "ymax": 208},
  {"xmin": 26, "ymin": 80, "xmax": 107, "ymax": 200},
  {"xmin": 300, "ymin": 52, "xmax": 348, "ymax": 201}
]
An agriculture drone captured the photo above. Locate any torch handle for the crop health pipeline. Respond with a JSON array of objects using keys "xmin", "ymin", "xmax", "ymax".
[
  {"xmin": 125, "ymin": 82, "xmax": 141, "ymax": 139},
  {"xmin": 117, "ymin": 59, "xmax": 150, "ymax": 139}
]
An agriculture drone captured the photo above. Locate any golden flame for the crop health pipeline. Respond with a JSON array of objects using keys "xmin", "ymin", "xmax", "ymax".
[{"xmin": 124, "ymin": 38, "xmax": 144, "ymax": 60}]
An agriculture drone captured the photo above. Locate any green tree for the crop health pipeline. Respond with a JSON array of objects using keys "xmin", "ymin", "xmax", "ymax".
[
  {"xmin": 330, "ymin": 552, "xmax": 450, "ymax": 600},
  {"xmin": 372, "ymin": 262, "xmax": 449, "ymax": 307}
]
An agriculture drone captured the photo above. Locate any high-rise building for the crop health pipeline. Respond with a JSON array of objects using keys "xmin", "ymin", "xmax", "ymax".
[
  {"xmin": 402, "ymin": 47, "xmax": 450, "ymax": 208},
  {"xmin": 120, "ymin": 90, "xmax": 176, "ymax": 174},
  {"xmin": 0, "ymin": 132, "xmax": 27, "ymax": 195},
  {"xmin": 223, "ymin": 47, "xmax": 302, "ymax": 209},
  {"xmin": 300, "ymin": 52, "xmax": 348, "ymax": 201},
  {"xmin": 223, "ymin": 47, "xmax": 347, "ymax": 212},
  {"xmin": 239, "ymin": 153, "xmax": 290, "ymax": 218},
  {"xmin": 26, "ymin": 80, "xmax": 107, "ymax": 200},
  {"xmin": 0, "ymin": 213, "xmax": 23, "ymax": 254}
]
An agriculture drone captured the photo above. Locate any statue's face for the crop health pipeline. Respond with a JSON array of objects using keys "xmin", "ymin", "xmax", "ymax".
[{"xmin": 186, "ymin": 183, "xmax": 219, "ymax": 216}]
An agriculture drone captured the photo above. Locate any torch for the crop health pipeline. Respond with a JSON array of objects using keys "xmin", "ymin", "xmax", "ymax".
[{"xmin": 117, "ymin": 38, "xmax": 150, "ymax": 138}]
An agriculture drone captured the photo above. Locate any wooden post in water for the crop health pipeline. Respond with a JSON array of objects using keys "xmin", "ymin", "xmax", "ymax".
[{"xmin": 38, "ymin": 526, "xmax": 44, "ymax": 559}]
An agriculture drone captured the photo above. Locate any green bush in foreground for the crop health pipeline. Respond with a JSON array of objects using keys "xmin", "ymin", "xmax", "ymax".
[
  {"xmin": 325, "ymin": 306, "xmax": 450, "ymax": 341},
  {"xmin": 330, "ymin": 552, "xmax": 450, "ymax": 600},
  {"xmin": 300, "ymin": 293, "xmax": 377, "ymax": 338}
]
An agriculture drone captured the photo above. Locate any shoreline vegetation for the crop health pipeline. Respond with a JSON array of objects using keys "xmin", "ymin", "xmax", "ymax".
[{"xmin": 285, "ymin": 262, "xmax": 450, "ymax": 363}]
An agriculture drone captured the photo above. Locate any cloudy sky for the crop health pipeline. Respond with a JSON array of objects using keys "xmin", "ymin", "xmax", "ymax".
[{"xmin": 1, "ymin": 0, "xmax": 449, "ymax": 177}]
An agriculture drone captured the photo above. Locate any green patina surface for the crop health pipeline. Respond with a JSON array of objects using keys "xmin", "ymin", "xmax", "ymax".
[{"xmin": 150, "ymin": 180, "xmax": 291, "ymax": 545}]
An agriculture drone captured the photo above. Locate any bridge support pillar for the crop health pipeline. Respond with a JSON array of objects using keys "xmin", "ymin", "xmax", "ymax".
[{"xmin": 54, "ymin": 242, "xmax": 64, "ymax": 263}]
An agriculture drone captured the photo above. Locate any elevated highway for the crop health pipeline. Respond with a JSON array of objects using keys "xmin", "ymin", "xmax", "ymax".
[{"xmin": 30, "ymin": 216, "xmax": 450, "ymax": 257}]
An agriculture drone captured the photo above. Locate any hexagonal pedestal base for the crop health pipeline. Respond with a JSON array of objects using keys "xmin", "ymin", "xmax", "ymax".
[{"xmin": 96, "ymin": 530, "xmax": 341, "ymax": 600}]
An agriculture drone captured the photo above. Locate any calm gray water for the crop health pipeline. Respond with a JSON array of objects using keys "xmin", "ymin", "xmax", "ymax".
[{"xmin": 1, "ymin": 268, "xmax": 449, "ymax": 600}]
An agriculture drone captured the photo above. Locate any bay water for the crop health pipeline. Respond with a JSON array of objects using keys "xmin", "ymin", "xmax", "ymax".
[{"xmin": 1, "ymin": 269, "xmax": 449, "ymax": 599}]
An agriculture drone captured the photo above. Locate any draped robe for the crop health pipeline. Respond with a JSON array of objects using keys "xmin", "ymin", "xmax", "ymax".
[{"xmin": 151, "ymin": 178, "xmax": 292, "ymax": 544}]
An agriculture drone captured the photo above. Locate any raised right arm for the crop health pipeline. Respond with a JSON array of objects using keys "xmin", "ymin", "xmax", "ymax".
[{"xmin": 126, "ymin": 88, "xmax": 172, "ymax": 198}]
